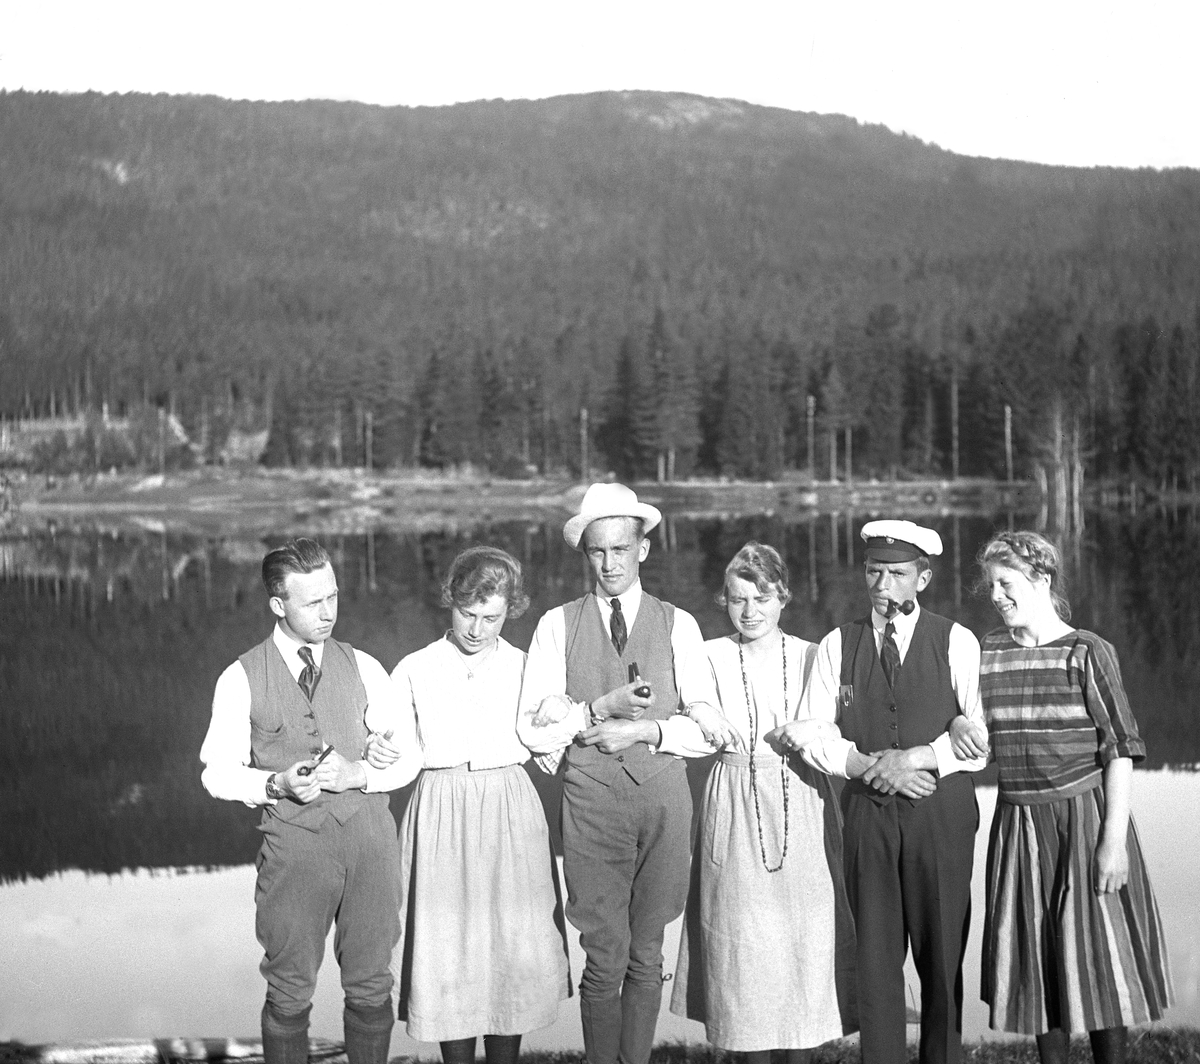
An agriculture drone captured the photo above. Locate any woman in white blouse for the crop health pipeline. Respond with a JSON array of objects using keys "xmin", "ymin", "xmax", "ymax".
[
  {"xmin": 671, "ymin": 542, "xmax": 857, "ymax": 1061},
  {"xmin": 367, "ymin": 546, "xmax": 570, "ymax": 1064}
]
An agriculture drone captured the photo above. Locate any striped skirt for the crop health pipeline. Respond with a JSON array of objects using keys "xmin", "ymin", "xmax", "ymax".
[
  {"xmin": 982, "ymin": 786, "xmax": 1173, "ymax": 1034},
  {"xmin": 392, "ymin": 763, "xmax": 571, "ymax": 1042}
]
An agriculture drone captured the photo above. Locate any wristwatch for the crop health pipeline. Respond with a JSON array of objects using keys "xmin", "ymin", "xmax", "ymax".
[{"xmin": 265, "ymin": 773, "xmax": 285, "ymax": 801}]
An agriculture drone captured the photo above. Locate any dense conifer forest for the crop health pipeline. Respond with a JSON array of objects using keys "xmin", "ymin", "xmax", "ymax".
[{"xmin": 2, "ymin": 89, "xmax": 1199, "ymax": 486}]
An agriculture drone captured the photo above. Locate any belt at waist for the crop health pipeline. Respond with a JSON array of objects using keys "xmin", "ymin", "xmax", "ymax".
[
  {"xmin": 719, "ymin": 749, "xmax": 793, "ymax": 769},
  {"xmin": 422, "ymin": 761, "xmax": 525, "ymax": 775}
]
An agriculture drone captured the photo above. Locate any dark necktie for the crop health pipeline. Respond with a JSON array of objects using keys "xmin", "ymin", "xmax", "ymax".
[
  {"xmin": 881, "ymin": 621, "xmax": 901, "ymax": 689},
  {"xmin": 298, "ymin": 645, "xmax": 321, "ymax": 701},
  {"xmin": 610, "ymin": 597, "xmax": 628, "ymax": 656}
]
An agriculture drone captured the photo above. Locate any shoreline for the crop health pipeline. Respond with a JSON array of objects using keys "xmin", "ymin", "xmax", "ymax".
[{"xmin": 2, "ymin": 469, "xmax": 1042, "ymax": 537}]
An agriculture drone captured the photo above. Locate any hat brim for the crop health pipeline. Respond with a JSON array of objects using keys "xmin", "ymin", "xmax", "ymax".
[
  {"xmin": 564, "ymin": 503, "xmax": 662, "ymax": 550},
  {"xmin": 864, "ymin": 543, "xmax": 921, "ymax": 562}
]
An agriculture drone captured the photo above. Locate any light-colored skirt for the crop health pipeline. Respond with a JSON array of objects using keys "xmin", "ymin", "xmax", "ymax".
[
  {"xmin": 392, "ymin": 762, "xmax": 571, "ymax": 1041},
  {"xmin": 982, "ymin": 785, "xmax": 1174, "ymax": 1034},
  {"xmin": 670, "ymin": 750, "xmax": 858, "ymax": 1051}
]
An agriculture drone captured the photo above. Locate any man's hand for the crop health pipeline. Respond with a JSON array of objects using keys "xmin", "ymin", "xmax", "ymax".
[
  {"xmin": 949, "ymin": 717, "xmax": 989, "ymax": 761},
  {"xmin": 591, "ymin": 681, "xmax": 654, "ymax": 722},
  {"xmin": 365, "ymin": 729, "xmax": 398, "ymax": 768},
  {"xmin": 275, "ymin": 759, "xmax": 324, "ymax": 804},
  {"xmin": 575, "ymin": 719, "xmax": 659, "ymax": 754},
  {"xmin": 312, "ymin": 749, "xmax": 368, "ymax": 793},
  {"xmin": 687, "ymin": 704, "xmax": 743, "ymax": 751},
  {"xmin": 862, "ymin": 748, "xmax": 938, "ymax": 799}
]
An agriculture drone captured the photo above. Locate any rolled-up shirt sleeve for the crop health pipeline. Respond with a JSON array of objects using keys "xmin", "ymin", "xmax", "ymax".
[
  {"xmin": 656, "ymin": 608, "xmax": 720, "ymax": 757},
  {"xmin": 931, "ymin": 623, "xmax": 988, "ymax": 777},
  {"xmin": 517, "ymin": 607, "xmax": 590, "ymax": 755},
  {"xmin": 361, "ymin": 650, "xmax": 422, "ymax": 792},
  {"xmin": 795, "ymin": 629, "xmax": 855, "ymax": 777}
]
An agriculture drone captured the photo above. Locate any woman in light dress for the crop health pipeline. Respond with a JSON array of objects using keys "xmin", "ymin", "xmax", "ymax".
[
  {"xmin": 367, "ymin": 546, "xmax": 570, "ymax": 1064},
  {"xmin": 671, "ymin": 541, "xmax": 857, "ymax": 1062},
  {"xmin": 951, "ymin": 531, "xmax": 1172, "ymax": 1064}
]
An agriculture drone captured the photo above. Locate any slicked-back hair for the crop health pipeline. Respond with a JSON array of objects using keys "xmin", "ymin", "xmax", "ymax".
[
  {"xmin": 716, "ymin": 541, "xmax": 793, "ymax": 608},
  {"xmin": 262, "ymin": 538, "xmax": 332, "ymax": 599},
  {"xmin": 975, "ymin": 529, "xmax": 1071, "ymax": 621},
  {"xmin": 440, "ymin": 546, "xmax": 531, "ymax": 619}
]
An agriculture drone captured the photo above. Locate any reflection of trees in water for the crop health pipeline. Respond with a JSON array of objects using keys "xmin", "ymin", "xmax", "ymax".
[{"xmin": 2, "ymin": 513, "xmax": 1194, "ymax": 881}]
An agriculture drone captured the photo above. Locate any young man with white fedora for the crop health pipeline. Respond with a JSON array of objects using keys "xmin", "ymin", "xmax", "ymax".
[
  {"xmin": 518, "ymin": 482, "xmax": 734, "ymax": 1064},
  {"xmin": 788, "ymin": 520, "xmax": 987, "ymax": 1064}
]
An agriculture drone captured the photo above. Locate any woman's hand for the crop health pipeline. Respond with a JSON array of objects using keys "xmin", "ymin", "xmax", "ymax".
[
  {"xmin": 1094, "ymin": 834, "xmax": 1130, "ymax": 894},
  {"xmin": 766, "ymin": 717, "xmax": 837, "ymax": 756},
  {"xmin": 949, "ymin": 717, "xmax": 989, "ymax": 761},
  {"xmin": 687, "ymin": 704, "xmax": 742, "ymax": 751},
  {"xmin": 365, "ymin": 729, "xmax": 399, "ymax": 769},
  {"xmin": 530, "ymin": 694, "xmax": 574, "ymax": 727}
]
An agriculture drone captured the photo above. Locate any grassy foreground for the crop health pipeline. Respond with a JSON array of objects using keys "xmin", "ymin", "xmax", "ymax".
[
  {"xmin": 535, "ymin": 1032, "xmax": 1200, "ymax": 1064},
  {"xmin": 3, "ymin": 1033, "xmax": 1196, "ymax": 1064}
]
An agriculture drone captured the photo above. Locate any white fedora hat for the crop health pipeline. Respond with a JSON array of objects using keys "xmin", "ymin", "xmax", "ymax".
[{"xmin": 563, "ymin": 483, "xmax": 662, "ymax": 551}]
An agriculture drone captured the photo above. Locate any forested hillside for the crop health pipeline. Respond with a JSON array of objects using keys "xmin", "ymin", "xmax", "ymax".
[{"xmin": 2, "ymin": 89, "xmax": 1199, "ymax": 484}]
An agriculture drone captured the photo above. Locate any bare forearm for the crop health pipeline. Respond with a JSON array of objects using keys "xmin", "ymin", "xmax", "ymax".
[{"xmin": 1101, "ymin": 756, "xmax": 1133, "ymax": 845}]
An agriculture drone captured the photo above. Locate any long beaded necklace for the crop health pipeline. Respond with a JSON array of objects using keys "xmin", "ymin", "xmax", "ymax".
[{"xmin": 739, "ymin": 633, "xmax": 789, "ymax": 872}]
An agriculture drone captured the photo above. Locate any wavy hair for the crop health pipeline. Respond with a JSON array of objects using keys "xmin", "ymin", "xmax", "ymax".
[
  {"xmin": 440, "ymin": 546, "xmax": 530, "ymax": 618},
  {"xmin": 975, "ymin": 530, "xmax": 1071, "ymax": 621},
  {"xmin": 715, "ymin": 541, "xmax": 792, "ymax": 607}
]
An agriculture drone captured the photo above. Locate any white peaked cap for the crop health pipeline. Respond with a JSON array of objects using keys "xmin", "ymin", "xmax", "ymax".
[{"xmin": 860, "ymin": 519, "xmax": 943, "ymax": 559}]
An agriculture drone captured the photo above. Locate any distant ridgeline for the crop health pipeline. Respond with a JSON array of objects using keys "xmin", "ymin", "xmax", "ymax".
[
  {"xmin": 2, "ymin": 514, "xmax": 1199, "ymax": 881},
  {"xmin": 1, "ymin": 89, "xmax": 1199, "ymax": 489}
]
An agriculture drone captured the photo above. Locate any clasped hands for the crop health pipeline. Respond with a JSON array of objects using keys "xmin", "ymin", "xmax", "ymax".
[{"xmin": 859, "ymin": 747, "xmax": 938, "ymax": 799}]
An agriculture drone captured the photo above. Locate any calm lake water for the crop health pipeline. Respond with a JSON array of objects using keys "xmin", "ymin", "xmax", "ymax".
[{"xmin": 2, "ymin": 507, "xmax": 1198, "ymax": 1048}]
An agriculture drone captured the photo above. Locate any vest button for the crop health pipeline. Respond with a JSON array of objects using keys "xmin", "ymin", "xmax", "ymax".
[
  {"xmin": 617, "ymin": 755, "xmax": 625, "ymax": 762},
  {"xmin": 891, "ymin": 742, "xmax": 899, "ymax": 749},
  {"xmin": 889, "ymin": 705, "xmax": 897, "ymax": 713},
  {"xmin": 889, "ymin": 722, "xmax": 897, "ymax": 730}
]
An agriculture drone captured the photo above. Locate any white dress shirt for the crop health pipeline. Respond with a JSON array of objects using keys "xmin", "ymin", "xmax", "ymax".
[
  {"xmin": 796, "ymin": 602, "xmax": 987, "ymax": 778},
  {"xmin": 200, "ymin": 624, "xmax": 421, "ymax": 806},
  {"xmin": 391, "ymin": 634, "xmax": 530, "ymax": 770},
  {"xmin": 517, "ymin": 581, "xmax": 719, "ymax": 767}
]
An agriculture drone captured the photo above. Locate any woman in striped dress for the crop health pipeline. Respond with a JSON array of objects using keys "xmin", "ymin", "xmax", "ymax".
[{"xmin": 952, "ymin": 530, "xmax": 1172, "ymax": 1064}]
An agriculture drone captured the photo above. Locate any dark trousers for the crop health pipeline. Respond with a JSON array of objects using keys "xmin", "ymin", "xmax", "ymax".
[
  {"xmin": 562, "ymin": 760, "xmax": 693, "ymax": 1064},
  {"xmin": 255, "ymin": 798, "xmax": 401, "ymax": 1017},
  {"xmin": 842, "ymin": 780, "xmax": 978, "ymax": 1064}
]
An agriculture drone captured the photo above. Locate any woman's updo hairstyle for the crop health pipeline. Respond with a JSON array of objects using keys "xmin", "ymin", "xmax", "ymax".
[
  {"xmin": 440, "ymin": 546, "xmax": 531, "ymax": 619},
  {"xmin": 976, "ymin": 530, "xmax": 1071, "ymax": 621},
  {"xmin": 715, "ymin": 541, "xmax": 792, "ymax": 608}
]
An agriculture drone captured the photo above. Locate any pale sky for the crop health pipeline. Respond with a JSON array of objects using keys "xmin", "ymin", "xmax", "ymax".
[{"xmin": 2, "ymin": 0, "xmax": 1197, "ymax": 170}]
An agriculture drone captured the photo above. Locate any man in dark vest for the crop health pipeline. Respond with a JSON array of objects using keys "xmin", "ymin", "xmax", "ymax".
[
  {"xmin": 200, "ymin": 539, "xmax": 421, "ymax": 1064},
  {"xmin": 793, "ymin": 520, "xmax": 986, "ymax": 1064},
  {"xmin": 518, "ymin": 483, "xmax": 732, "ymax": 1064}
]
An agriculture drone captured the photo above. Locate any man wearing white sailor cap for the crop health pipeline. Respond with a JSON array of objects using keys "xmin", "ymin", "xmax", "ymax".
[
  {"xmin": 788, "ymin": 519, "xmax": 986, "ymax": 1064},
  {"xmin": 517, "ymin": 483, "xmax": 731, "ymax": 1064}
]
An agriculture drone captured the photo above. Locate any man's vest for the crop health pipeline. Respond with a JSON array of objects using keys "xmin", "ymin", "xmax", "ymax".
[
  {"xmin": 242, "ymin": 635, "xmax": 378, "ymax": 831},
  {"xmin": 838, "ymin": 609, "xmax": 970, "ymax": 805},
  {"xmin": 563, "ymin": 592, "xmax": 680, "ymax": 785}
]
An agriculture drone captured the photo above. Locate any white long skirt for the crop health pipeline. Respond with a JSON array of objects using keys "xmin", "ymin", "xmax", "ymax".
[
  {"xmin": 392, "ymin": 763, "xmax": 571, "ymax": 1042},
  {"xmin": 671, "ymin": 751, "xmax": 858, "ymax": 1051}
]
